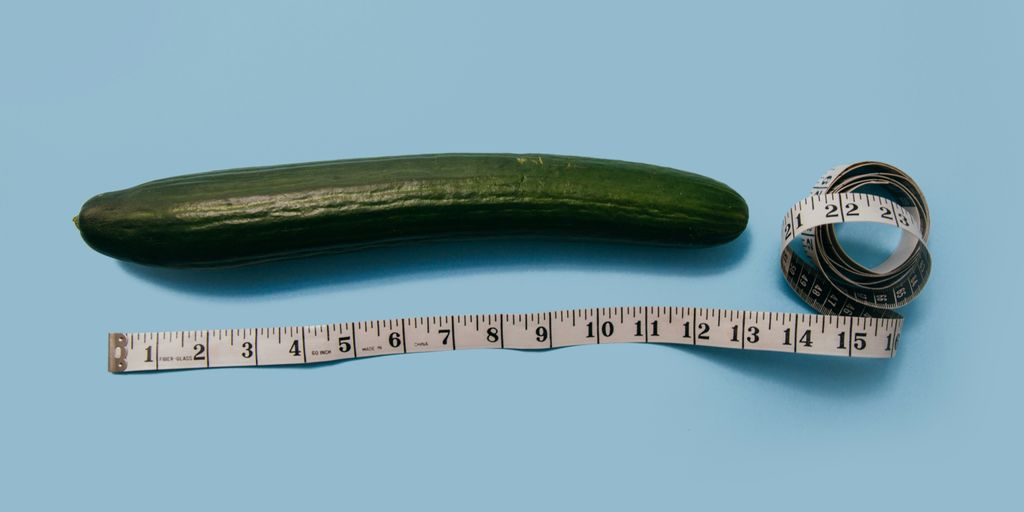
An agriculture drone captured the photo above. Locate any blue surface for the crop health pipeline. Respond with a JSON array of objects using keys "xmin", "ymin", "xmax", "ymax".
[{"xmin": 2, "ymin": 1, "xmax": 1020, "ymax": 509}]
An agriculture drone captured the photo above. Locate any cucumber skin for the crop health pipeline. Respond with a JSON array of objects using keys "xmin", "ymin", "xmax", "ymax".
[{"xmin": 76, "ymin": 153, "xmax": 748, "ymax": 268}]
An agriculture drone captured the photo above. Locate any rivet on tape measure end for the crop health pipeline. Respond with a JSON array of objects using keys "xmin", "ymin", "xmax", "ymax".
[{"xmin": 108, "ymin": 333, "xmax": 128, "ymax": 374}]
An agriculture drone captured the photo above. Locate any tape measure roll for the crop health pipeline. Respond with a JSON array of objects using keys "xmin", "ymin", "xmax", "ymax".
[
  {"xmin": 108, "ymin": 161, "xmax": 930, "ymax": 373},
  {"xmin": 783, "ymin": 161, "xmax": 930, "ymax": 318}
]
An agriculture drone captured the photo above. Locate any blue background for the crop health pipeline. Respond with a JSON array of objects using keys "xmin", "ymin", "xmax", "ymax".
[{"xmin": 2, "ymin": 1, "xmax": 1020, "ymax": 509}]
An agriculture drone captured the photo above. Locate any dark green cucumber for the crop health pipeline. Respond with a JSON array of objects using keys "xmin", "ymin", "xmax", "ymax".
[{"xmin": 74, "ymin": 153, "xmax": 748, "ymax": 268}]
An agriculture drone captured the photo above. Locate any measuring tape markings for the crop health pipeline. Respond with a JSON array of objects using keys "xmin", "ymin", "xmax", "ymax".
[
  {"xmin": 791, "ymin": 162, "xmax": 931, "ymax": 315},
  {"xmin": 108, "ymin": 161, "xmax": 929, "ymax": 373},
  {"xmin": 108, "ymin": 307, "xmax": 904, "ymax": 372}
]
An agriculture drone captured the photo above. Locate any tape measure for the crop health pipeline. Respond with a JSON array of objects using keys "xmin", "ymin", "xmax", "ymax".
[{"xmin": 108, "ymin": 161, "xmax": 930, "ymax": 373}]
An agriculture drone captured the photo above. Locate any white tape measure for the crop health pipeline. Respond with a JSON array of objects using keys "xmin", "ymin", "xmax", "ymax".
[{"xmin": 108, "ymin": 161, "xmax": 930, "ymax": 373}]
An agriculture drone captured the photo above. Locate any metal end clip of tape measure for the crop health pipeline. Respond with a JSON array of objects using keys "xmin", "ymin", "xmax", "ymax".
[{"xmin": 108, "ymin": 161, "xmax": 931, "ymax": 373}]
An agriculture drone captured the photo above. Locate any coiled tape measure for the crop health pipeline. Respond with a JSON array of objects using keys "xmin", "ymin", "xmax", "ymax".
[{"xmin": 108, "ymin": 161, "xmax": 930, "ymax": 373}]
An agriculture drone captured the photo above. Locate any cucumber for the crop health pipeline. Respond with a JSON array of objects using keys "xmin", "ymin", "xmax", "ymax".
[{"xmin": 74, "ymin": 153, "xmax": 748, "ymax": 268}]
